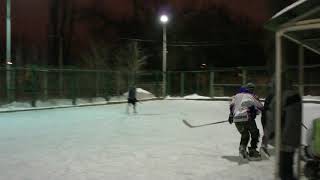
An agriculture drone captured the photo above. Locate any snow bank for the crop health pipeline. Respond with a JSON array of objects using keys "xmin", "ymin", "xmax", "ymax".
[
  {"xmin": 165, "ymin": 94, "xmax": 211, "ymax": 100},
  {"xmin": 304, "ymin": 95, "xmax": 320, "ymax": 101},
  {"xmin": 76, "ymin": 97, "xmax": 107, "ymax": 105},
  {"xmin": 183, "ymin": 94, "xmax": 211, "ymax": 99},
  {"xmin": 36, "ymin": 99, "xmax": 73, "ymax": 107},
  {"xmin": 136, "ymin": 88, "xmax": 152, "ymax": 94},
  {"xmin": 1, "ymin": 90, "xmax": 320, "ymax": 112},
  {"xmin": 122, "ymin": 88, "xmax": 156, "ymax": 100},
  {"xmin": 165, "ymin": 96, "xmax": 185, "ymax": 100},
  {"xmin": 305, "ymin": 95, "xmax": 320, "ymax": 99},
  {"xmin": 1, "ymin": 101, "xmax": 32, "ymax": 109},
  {"xmin": 108, "ymin": 96, "xmax": 127, "ymax": 102},
  {"xmin": 0, "ymin": 88, "xmax": 156, "ymax": 111}
]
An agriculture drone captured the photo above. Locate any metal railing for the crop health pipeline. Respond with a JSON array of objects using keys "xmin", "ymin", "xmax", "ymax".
[{"xmin": 1, "ymin": 66, "xmax": 319, "ymax": 107}]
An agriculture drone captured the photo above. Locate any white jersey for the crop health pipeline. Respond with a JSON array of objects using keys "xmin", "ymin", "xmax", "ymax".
[{"xmin": 230, "ymin": 93, "xmax": 263, "ymax": 123}]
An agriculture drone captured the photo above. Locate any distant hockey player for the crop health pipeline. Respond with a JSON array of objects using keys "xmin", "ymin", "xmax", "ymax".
[
  {"xmin": 228, "ymin": 83, "xmax": 264, "ymax": 160},
  {"xmin": 127, "ymin": 86, "xmax": 138, "ymax": 113}
]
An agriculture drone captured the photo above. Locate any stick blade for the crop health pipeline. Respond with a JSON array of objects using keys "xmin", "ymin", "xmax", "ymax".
[{"xmin": 182, "ymin": 119, "xmax": 193, "ymax": 128}]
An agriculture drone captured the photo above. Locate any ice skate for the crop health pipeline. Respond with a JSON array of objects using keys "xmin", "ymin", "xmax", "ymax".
[
  {"xmin": 248, "ymin": 148, "xmax": 262, "ymax": 161},
  {"xmin": 238, "ymin": 146, "xmax": 249, "ymax": 164}
]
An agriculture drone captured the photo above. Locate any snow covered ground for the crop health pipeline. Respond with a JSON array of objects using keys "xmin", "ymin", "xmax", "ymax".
[
  {"xmin": 0, "ymin": 88, "xmax": 157, "ymax": 112},
  {"xmin": 0, "ymin": 100, "xmax": 319, "ymax": 180}
]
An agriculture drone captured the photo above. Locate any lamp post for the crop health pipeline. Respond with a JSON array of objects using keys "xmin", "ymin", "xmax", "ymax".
[
  {"xmin": 160, "ymin": 14, "xmax": 168, "ymax": 97},
  {"xmin": 6, "ymin": 0, "xmax": 13, "ymax": 101}
]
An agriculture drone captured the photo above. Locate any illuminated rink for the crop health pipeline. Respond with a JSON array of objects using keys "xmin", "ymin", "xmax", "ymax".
[{"xmin": 0, "ymin": 100, "xmax": 319, "ymax": 180}]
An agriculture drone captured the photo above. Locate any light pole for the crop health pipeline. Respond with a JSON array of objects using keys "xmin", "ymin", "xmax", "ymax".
[
  {"xmin": 6, "ymin": 0, "xmax": 13, "ymax": 101},
  {"xmin": 160, "ymin": 14, "xmax": 168, "ymax": 97}
]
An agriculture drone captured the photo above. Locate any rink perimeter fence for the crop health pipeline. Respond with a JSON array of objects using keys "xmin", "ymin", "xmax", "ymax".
[{"xmin": 0, "ymin": 65, "xmax": 320, "ymax": 107}]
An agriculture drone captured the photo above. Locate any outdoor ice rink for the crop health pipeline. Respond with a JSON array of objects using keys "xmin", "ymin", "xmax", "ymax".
[{"xmin": 0, "ymin": 100, "xmax": 320, "ymax": 180}]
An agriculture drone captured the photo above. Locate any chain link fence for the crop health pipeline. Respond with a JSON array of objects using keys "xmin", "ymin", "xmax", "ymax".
[{"xmin": 1, "ymin": 66, "xmax": 320, "ymax": 107}]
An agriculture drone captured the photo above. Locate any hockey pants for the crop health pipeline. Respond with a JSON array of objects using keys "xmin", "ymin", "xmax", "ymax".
[{"xmin": 235, "ymin": 120, "xmax": 260, "ymax": 149}]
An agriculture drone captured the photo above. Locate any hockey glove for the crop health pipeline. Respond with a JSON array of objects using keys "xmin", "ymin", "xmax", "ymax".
[{"xmin": 248, "ymin": 106, "xmax": 257, "ymax": 120}]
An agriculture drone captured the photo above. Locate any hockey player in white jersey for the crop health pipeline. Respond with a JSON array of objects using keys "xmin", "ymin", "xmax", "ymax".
[{"xmin": 228, "ymin": 83, "xmax": 263, "ymax": 160}]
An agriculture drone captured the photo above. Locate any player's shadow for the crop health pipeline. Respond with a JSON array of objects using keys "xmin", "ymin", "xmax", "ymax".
[{"xmin": 221, "ymin": 155, "xmax": 249, "ymax": 165}]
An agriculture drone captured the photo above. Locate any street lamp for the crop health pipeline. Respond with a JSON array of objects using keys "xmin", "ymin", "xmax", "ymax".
[
  {"xmin": 6, "ymin": 0, "xmax": 13, "ymax": 101},
  {"xmin": 160, "ymin": 14, "xmax": 168, "ymax": 97}
]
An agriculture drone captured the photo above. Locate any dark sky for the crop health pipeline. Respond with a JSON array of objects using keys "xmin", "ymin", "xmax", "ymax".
[
  {"xmin": 0, "ymin": 0, "xmax": 271, "ymax": 49},
  {"xmin": 2, "ymin": 0, "xmax": 269, "ymax": 43},
  {"xmin": 87, "ymin": 0, "xmax": 269, "ymax": 23},
  {"xmin": 0, "ymin": 0, "xmax": 278, "ymax": 66}
]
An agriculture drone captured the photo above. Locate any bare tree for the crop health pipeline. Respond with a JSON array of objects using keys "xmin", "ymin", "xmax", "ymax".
[
  {"xmin": 114, "ymin": 42, "xmax": 147, "ymax": 90},
  {"xmin": 80, "ymin": 41, "xmax": 111, "ymax": 69},
  {"xmin": 115, "ymin": 42, "xmax": 147, "ymax": 72},
  {"xmin": 60, "ymin": 0, "xmax": 75, "ymax": 62}
]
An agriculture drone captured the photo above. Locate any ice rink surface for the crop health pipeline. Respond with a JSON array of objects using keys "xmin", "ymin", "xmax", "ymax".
[{"xmin": 0, "ymin": 100, "xmax": 319, "ymax": 180}]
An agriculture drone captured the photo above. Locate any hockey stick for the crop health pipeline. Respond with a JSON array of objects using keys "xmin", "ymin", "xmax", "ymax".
[
  {"xmin": 182, "ymin": 119, "xmax": 228, "ymax": 128},
  {"xmin": 301, "ymin": 123, "xmax": 308, "ymax": 130}
]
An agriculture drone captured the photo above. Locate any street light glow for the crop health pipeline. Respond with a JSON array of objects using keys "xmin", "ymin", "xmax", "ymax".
[{"xmin": 160, "ymin": 15, "xmax": 168, "ymax": 24}]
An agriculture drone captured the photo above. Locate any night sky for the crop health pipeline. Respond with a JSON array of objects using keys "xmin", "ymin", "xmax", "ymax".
[
  {"xmin": 0, "ymin": 0, "xmax": 295, "ymax": 68},
  {"xmin": 1, "ymin": 0, "xmax": 269, "ymax": 43},
  {"xmin": 90, "ymin": 0, "xmax": 269, "ymax": 23}
]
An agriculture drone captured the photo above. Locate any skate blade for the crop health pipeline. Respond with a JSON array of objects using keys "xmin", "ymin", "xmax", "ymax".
[
  {"xmin": 260, "ymin": 148, "xmax": 270, "ymax": 160},
  {"xmin": 238, "ymin": 153, "xmax": 249, "ymax": 165}
]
